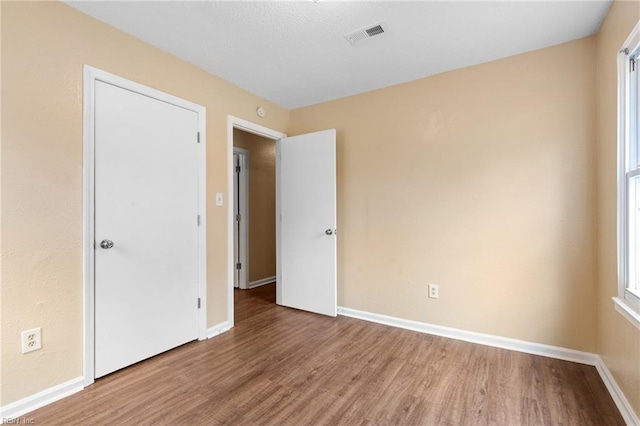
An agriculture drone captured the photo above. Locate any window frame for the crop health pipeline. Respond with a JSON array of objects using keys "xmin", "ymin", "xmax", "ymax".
[{"xmin": 616, "ymin": 20, "xmax": 640, "ymax": 329}]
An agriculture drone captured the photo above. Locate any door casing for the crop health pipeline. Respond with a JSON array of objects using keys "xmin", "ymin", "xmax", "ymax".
[{"xmin": 83, "ymin": 66, "xmax": 207, "ymax": 387}]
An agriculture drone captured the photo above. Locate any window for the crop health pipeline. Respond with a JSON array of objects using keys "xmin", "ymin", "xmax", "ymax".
[{"xmin": 617, "ymin": 21, "xmax": 640, "ymax": 329}]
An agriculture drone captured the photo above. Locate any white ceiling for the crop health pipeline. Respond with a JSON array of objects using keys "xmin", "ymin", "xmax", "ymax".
[{"xmin": 66, "ymin": 1, "xmax": 612, "ymax": 109}]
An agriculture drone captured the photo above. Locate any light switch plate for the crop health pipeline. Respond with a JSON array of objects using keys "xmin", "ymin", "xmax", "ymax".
[{"xmin": 215, "ymin": 193, "xmax": 223, "ymax": 206}]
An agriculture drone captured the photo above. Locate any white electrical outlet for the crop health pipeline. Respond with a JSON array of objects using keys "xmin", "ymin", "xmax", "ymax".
[
  {"xmin": 428, "ymin": 284, "xmax": 439, "ymax": 299},
  {"xmin": 21, "ymin": 327, "xmax": 42, "ymax": 354}
]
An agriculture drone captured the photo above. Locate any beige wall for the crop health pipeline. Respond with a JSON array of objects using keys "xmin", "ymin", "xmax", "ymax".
[
  {"xmin": 233, "ymin": 130, "xmax": 276, "ymax": 283},
  {"xmin": 0, "ymin": 1, "xmax": 289, "ymax": 405},
  {"xmin": 596, "ymin": 0, "xmax": 640, "ymax": 418},
  {"xmin": 290, "ymin": 37, "xmax": 598, "ymax": 352}
]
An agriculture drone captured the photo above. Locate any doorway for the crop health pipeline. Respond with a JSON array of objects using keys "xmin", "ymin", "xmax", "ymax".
[
  {"xmin": 232, "ymin": 129, "xmax": 278, "ymax": 316},
  {"xmin": 227, "ymin": 117, "xmax": 285, "ymax": 327}
]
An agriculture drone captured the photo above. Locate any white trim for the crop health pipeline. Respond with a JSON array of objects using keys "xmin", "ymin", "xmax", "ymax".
[
  {"xmin": 623, "ymin": 20, "xmax": 640, "ymax": 57},
  {"xmin": 613, "ymin": 297, "xmax": 640, "ymax": 330},
  {"xmin": 0, "ymin": 377, "xmax": 84, "ymax": 419},
  {"xmin": 617, "ymin": 20, "xmax": 640, "ymax": 327},
  {"xmin": 616, "ymin": 28, "xmax": 629, "ymax": 306},
  {"xmin": 230, "ymin": 116, "xmax": 287, "ymax": 141},
  {"xmin": 196, "ymin": 97, "xmax": 208, "ymax": 345},
  {"xmin": 227, "ymin": 116, "xmax": 286, "ymax": 329},
  {"xmin": 206, "ymin": 321, "xmax": 233, "ymax": 339},
  {"xmin": 595, "ymin": 356, "xmax": 640, "ymax": 426},
  {"xmin": 248, "ymin": 276, "xmax": 277, "ymax": 289},
  {"xmin": 233, "ymin": 147, "xmax": 250, "ymax": 290},
  {"xmin": 275, "ymin": 140, "xmax": 282, "ymax": 306},
  {"xmin": 83, "ymin": 66, "xmax": 207, "ymax": 387},
  {"xmin": 82, "ymin": 65, "xmax": 97, "ymax": 387},
  {"xmin": 337, "ymin": 307, "xmax": 599, "ymax": 365}
]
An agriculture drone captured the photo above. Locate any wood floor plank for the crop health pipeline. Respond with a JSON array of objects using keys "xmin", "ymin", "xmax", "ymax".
[{"xmin": 26, "ymin": 284, "xmax": 624, "ymax": 425}]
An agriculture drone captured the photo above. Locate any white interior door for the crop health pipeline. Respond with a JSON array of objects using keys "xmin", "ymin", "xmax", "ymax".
[
  {"xmin": 94, "ymin": 81, "xmax": 200, "ymax": 378},
  {"xmin": 233, "ymin": 153, "xmax": 240, "ymax": 289},
  {"xmin": 232, "ymin": 148, "xmax": 249, "ymax": 289},
  {"xmin": 277, "ymin": 129, "xmax": 337, "ymax": 317}
]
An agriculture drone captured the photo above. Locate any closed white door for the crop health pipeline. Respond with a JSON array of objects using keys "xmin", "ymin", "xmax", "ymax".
[
  {"xmin": 94, "ymin": 81, "xmax": 200, "ymax": 378},
  {"xmin": 277, "ymin": 129, "xmax": 337, "ymax": 317}
]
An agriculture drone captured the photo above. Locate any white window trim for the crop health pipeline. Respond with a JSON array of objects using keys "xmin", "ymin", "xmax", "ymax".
[{"xmin": 616, "ymin": 20, "xmax": 640, "ymax": 330}]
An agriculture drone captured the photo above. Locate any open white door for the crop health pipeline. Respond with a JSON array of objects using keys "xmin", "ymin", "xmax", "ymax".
[{"xmin": 277, "ymin": 129, "xmax": 337, "ymax": 317}]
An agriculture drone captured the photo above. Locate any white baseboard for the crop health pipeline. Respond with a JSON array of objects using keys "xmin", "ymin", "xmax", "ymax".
[
  {"xmin": 0, "ymin": 376, "xmax": 84, "ymax": 419},
  {"xmin": 248, "ymin": 276, "xmax": 276, "ymax": 289},
  {"xmin": 338, "ymin": 306, "xmax": 640, "ymax": 424},
  {"xmin": 206, "ymin": 321, "xmax": 232, "ymax": 339},
  {"xmin": 337, "ymin": 306, "xmax": 599, "ymax": 365},
  {"xmin": 595, "ymin": 357, "xmax": 640, "ymax": 426},
  {"xmin": 3, "ymin": 313, "xmax": 635, "ymax": 424}
]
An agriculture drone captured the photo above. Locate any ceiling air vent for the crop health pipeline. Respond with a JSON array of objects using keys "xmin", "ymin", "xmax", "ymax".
[
  {"xmin": 365, "ymin": 25, "xmax": 384, "ymax": 37},
  {"xmin": 344, "ymin": 22, "xmax": 389, "ymax": 45}
]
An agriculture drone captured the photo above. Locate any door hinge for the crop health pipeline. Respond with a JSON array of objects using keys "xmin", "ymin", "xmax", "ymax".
[
  {"xmin": 197, "ymin": 215, "xmax": 201, "ymax": 226},
  {"xmin": 235, "ymin": 214, "xmax": 241, "ymax": 221},
  {"xmin": 631, "ymin": 58, "xmax": 637, "ymax": 72},
  {"xmin": 236, "ymin": 263, "xmax": 242, "ymax": 270},
  {"xmin": 236, "ymin": 165, "xmax": 241, "ymax": 173},
  {"xmin": 197, "ymin": 297, "xmax": 201, "ymax": 309},
  {"xmin": 197, "ymin": 132, "xmax": 201, "ymax": 143}
]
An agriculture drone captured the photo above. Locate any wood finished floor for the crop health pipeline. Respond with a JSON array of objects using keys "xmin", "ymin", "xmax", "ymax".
[{"xmin": 29, "ymin": 283, "xmax": 623, "ymax": 425}]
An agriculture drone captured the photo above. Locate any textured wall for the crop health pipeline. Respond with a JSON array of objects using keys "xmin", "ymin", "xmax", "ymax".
[
  {"xmin": 290, "ymin": 37, "xmax": 598, "ymax": 352},
  {"xmin": 233, "ymin": 130, "xmax": 277, "ymax": 283},
  {"xmin": 596, "ymin": 0, "xmax": 640, "ymax": 418},
  {"xmin": 1, "ymin": 1, "xmax": 289, "ymax": 405}
]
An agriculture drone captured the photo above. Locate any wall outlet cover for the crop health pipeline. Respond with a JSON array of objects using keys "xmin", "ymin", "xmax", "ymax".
[
  {"xmin": 22, "ymin": 327, "xmax": 42, "ymax": 354},
  {"xmin": 428, "ymin": 284, "xmax": 439, "ymax": 299}
]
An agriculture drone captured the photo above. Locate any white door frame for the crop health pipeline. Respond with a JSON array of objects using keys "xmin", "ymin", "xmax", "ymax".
[
  {"xmin": 227, "ymin": 116, "xmax": 286, "ymax": 327},
  {"xmin": 83, "ymin": 66, "xmax": 208, "ymax": 387},
  {"xmin": 232, "ymin": 147, "xmax": 249, "ymax": 289}
]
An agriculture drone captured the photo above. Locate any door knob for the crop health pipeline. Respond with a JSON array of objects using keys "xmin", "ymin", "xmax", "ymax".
[
  {"xmin": 325, "ymin": 229, "xmax": 333, "ymax": 235},
  {"xmin": 100, "ymin": 239, "xmax": 114, "ymax": 249}
]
